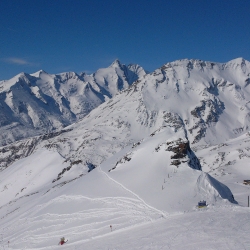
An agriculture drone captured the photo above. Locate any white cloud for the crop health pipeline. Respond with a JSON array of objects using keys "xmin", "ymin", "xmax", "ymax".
[{"xmin": 4, "ymin": 57, "xmax": 32, "ymax": 65}]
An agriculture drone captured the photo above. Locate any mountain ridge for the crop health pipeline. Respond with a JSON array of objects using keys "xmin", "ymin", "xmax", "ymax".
[
  {"xmin": 0, "ymin": 60, "xmax": 146, "ymax": 146},
  {"xmin": 1, "ymin": 57, "xmax": 249, "ymax": 168},
  {"xmin": 1, "ymin": 57, "xmax": 250, "ymax": 170}
]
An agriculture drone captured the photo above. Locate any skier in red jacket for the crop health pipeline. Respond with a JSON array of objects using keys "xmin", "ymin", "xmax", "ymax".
[{"xmin": 58, "ymin": 237, "xmax": 67, "ymax": 245}]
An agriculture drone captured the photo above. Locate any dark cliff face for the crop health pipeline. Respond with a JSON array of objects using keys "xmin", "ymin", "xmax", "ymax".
[
  {"xmin": 166, "ymin": 138, "xmax": 201, "ymax": 170},
  {"xmin": 167, "ymin": 140, "xmax": 190, "ymax": 159}
]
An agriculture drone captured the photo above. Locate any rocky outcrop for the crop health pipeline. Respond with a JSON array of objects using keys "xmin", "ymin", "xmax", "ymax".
[
  {"xmin": 0, "ymin": 137, "xmax": 40, "ymax": 171},
  {"xmin": 189, "ymin": 98, "xmax": 225, "ymax": 143},
  {"xmin": 166, "ymin": 138, "xmax": 201, "ymax": 169}
]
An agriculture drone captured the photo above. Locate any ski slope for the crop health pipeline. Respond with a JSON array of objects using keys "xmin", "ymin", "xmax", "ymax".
[
  {"xmin": 0, "ymin": 130, "xmax": 242, "ymax": 250},
  {"xmin": 71, "ymin": 207, "xmax": 250, "ymax": 250}
]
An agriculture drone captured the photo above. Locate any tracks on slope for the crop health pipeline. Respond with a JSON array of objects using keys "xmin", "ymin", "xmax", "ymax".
[{"xmin": 98, "ymin": 165, "xmax": 167, "ymax": 218}]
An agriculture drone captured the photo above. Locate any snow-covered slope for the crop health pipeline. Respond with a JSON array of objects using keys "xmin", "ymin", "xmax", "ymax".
[
  {"xmin": 195, "ymin": 131, "xmax": 250, "ymax": 206},
  {"xmin": 100, "ymin": 130, "xmax": 234, "ymax": 213},
  {"xmin": 0, "ymin": 61, "xmax": 146, "ymax": 146},
  {"xmin": 0, "ymin": 130, "xmax": 236, "ymax": 249},
  {"xmin": 141, "ymin": 57, "xmax": 250, "ymax": 145}
]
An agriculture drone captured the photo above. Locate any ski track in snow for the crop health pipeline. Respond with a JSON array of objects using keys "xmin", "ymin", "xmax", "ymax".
[
  {"xmin": 1, "ymin": 194, "xmax": 159, "ymax": 249},
  {"xmin": 98, "ymin": 165, "xmax": 168, "ymax": 218},
  {"xmin": 57, "ymin": 206, "xmax": 250, "ymax": 250},
  {"xmin": 1, "ymin": 166, "xmax": 167, "ymax": 249}
]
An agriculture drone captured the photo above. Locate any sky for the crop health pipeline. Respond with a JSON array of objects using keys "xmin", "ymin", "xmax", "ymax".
[{"xmin": 0, "ymin": 0, "xmax": 250, "ymax": 80}]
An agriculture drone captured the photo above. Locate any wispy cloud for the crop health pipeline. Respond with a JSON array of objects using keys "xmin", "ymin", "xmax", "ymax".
[{"xmin": 4, "ymin": 57, "xmax": 31, "ymax": 65}]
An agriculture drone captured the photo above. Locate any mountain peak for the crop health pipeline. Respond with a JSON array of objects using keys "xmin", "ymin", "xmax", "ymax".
[
  {"xmin": 109, "ymin": 59, "xmax": 122, "ymax": 68},
  {"xmin": 226, "ymin": 57, "xmax": 246, "ymax": 65},
  {"xmin": 224, "ymin": 58, "xmax": 250, "ymax": 72},
  {"xmin": 10, "ymin": 72, "xmax": 29, "ymax": 81},
  {"xmin": 31, "ymin": 70, "xmax": 48, "ymax": 78}
]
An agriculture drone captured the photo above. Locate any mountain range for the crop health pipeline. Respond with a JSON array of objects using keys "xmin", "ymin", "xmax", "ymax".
[
  {"xmin": 0, "ymin": 58, "xmax": 250, "ymax": 249},
  {"xmin": 0, "ymin": 60, "xmax": 146, "ymax": 146}
]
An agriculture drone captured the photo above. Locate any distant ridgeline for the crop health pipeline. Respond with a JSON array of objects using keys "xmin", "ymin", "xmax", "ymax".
[
  {"xmin": 0, "ymin": 58, "xmax": 250, "ymax": 150},
  {"xmin": 0, "ymin": 60, "xmax": 146, "ymax": 146}
]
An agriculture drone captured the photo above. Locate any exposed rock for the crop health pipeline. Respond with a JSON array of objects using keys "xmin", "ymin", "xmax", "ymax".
[
  {"xmin": 109, "ymin": 152, "xmax": 133, "ymax": 172},
  {"xmin": 171, "ymin": 160, "xmax": 181, "ymax": 166},
  {"xmin": 167, "ymin": 140, "xmax": 190, "ymax": 159},
  {"xmin": 189, "ymin": 98, "xmax": 225, "ymax": 143},
  {"xmin": 0, "ymin": 137, "xmax": 41, "ymax": 171},
  {"xmin": 41, "ymin": 128, "xmax": 73, "ymax": 140},
  {"xmin": 166, "ymin": 138, "xmax": 201, "ymax": 170}
]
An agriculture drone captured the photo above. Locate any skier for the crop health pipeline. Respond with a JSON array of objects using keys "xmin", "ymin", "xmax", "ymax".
[{"xmin": 58, "ymin": 237, "xmax": 67, "ymax": 245}]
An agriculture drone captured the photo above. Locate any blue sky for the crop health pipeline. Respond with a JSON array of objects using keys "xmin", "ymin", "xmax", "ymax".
[{"xmin": 0, "ymin": 0, "xmax": 250, "ymax": 80}]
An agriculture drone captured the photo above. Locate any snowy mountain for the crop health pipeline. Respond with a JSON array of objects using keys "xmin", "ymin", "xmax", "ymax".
[
  {"xmin": 18, "ymin": 57, "xmax": 250, "ymax": 170},
  {"xmin": 1, "ymin": 57, "xmax": 250, "ymax": 148},
  {"xmin": 0, "ymin": 60, "xmax": 146, "ymax": 146},
  {"xmin": 1, "ymin": 58, "xmax": 250, "ymax": 249}
]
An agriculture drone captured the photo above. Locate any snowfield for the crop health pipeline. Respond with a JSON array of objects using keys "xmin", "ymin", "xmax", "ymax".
[
  {"xmin": 1, "ymin": 58, "xmax": 250, "ymax": 249},
  {"xmin": 0, "ymin": 131, "xmax": 246, "ymax": 250}
]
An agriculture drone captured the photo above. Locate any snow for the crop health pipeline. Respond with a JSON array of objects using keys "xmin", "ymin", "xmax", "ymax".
[
  {"xmin": 74, "ymin": 207, "xmax": 250, "ymax": 250},
  {"xmin": 0, "ymin": 149, "xmax": 67, "ymax": 207},
  {"xmin": 0, "ymin": 149, "xmax": 248, "ymax": 249},
  {"xmin": 195, "ymin": 131, "xmax": 250, "ymax": 207},
  {"xmin": 1, "ymin": 58, "xmax": 250, "ymax": 249},
  {"xmin": 0, "ymin": 60, "xmax": 146, "ymax": 146},
  {"xmin": 0, "ymin": 130, "xmax": 241, "ymax": 249}
]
